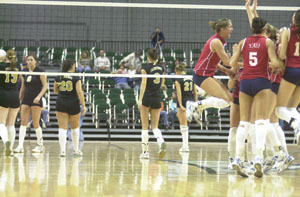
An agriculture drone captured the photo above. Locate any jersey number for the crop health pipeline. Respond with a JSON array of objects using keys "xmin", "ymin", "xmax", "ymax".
[
  {"xmin": 294, "ymin": 42, "xmax": 300, "ymax": 56},
  {"xmin": 59, "ymin": 81, "xmax": 73, "ymax": 91},
  {"xmin": 153, "ymin": 73, "xmax": 160, "ymax": 84},
  {"xmin": 184, "ymin": 82, "xmax": 193, "ymax": 91},
  {"xmin": 249, "ymin": 52, "xmax": 258, "ymax": 67},
  {"xmin": 5, "ymin": 74, "xmax": 18, "ymax": 84}
]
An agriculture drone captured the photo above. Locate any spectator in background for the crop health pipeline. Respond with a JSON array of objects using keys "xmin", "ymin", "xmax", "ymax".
[
  {"xmin": 77, "ymin": 50, "xmax": 91, "ymax": 72},
  {"xmin": 113, "ymin": 67, "xmax": 130, "ymax": 90},
  {"xmin": 94, "ymin": 50, "xmax": 111, "ymax": 72},
  {"xmin": 160, "ymin": 101, "xmax": 169, "ymax": 130},
  {"xmin": 127, "ymin": 64, "xmax": 136, "ymax": 88},
  {"xmin": 168, "ymin": 91, "xmax": 177, "ymax": 129},
  {"xmin": 151, "ymin": 27, "xmax": 165, "ymax": 55},
  {"xmin": 119, "ymin": 51, "xmax": 142, "ymax": 69},
  {"xmin": 134, "ymin": 65, "xmax": 142, "ymax": 92},
  {"xmin": 20, "ymin": 56, "xmax": 28, "ymax": 70}
]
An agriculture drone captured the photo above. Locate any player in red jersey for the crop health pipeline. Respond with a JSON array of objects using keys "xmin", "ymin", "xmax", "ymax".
[
  {"xmin": 186, "ymin": 18, "xmax": 235, "ymax": 123},
  {"xmin": 276, "ymin": 10, "xmax": 300, "ymax": 145},
  {"xmin": 230, "ymin": 17, "xmax": 284, "ymax": 178},
  {"xmin": 245, "ymin": 0, "xmax": 294, "ymax": 172}
]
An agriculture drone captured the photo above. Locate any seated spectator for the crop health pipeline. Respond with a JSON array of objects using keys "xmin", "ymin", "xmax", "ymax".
[
  {"xmin": 77, "ymin": 50, "xmax": 92, "ymax": 72},
  {"xmin": 134, "ymin": 65, "xmax": 142, "ymax": 92},
  {"xmin": 94, "ymin": 50, "xmax": 111, "ymax": 72},
  {"xmin": 168, "ymin": 91, "xmax": 177, "ymax": 129},
  {"xmin": 160, "ymin": 101, "xmax": 169, "ymax": 130},
  {"xmin": 119, "ymin": 50, "xmax": 142, "ymax": 69},
  {"xmin": 113, "ymin": 67, "xmax": 130, "ymax": 90},
  {"xmin": 127, "ymin": 64, "xmax": 136, "ymax": 88}
]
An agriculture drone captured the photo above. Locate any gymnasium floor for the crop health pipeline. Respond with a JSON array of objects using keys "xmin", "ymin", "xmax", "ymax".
[{"xmin": 0, "ymin": 141, "xmax": 300, "ymax": 196}]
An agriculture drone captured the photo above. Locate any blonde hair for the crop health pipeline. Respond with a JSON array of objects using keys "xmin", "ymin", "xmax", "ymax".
[
  {"xmin": 175, "ymin": 62, "xmax": 186, "ymax": 73},
  {"xmin": 209, "ymin": 18, "xmax": 232, "ymax": 33}
]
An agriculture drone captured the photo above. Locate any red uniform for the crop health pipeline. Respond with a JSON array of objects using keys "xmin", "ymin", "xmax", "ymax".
[
  {"xmin": 241, "ymin": 35, "xmax": 269, "ymax": 80},
  {"xmin": 194, "ymin": 34, "xmax": 226, "ymax": 77},
  {"xmin": 285, "ymin": 26, "xmax": 300, "ymax": 68}
]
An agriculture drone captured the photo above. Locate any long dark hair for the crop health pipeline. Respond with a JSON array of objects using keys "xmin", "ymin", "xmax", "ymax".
[
  {"xmin": 251, "ymin": 17, "xmax": 267, "ymax": 34},
  {"xmin": 293, "ymin": 9, "xmax": 300, "ymax": 37},
  {"xmin": 62, "ymin": 59, "xmax": 74, "ymax": 72}
]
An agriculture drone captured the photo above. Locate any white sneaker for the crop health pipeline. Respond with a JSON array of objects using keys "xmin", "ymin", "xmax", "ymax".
[
  {"xmin": 14, "ymin": 146, "xmax": 24, "ymax": 153},
  {"xmin": 158, "ymin": 142, "xmax": 166, "ymax": 159},
  {"xmin": 179, "ymin": 146, "xmax": 190, "ymax": 152},
  {"xmin": 232, "ymin": 158, "xmax": 248, "ymax": 177},
  {"xmin": 140, "ymin": 152, "xmax": 149, "ymax": 159},
  {"xmin": 284, "ymin": 155, "xmax": 295, "ymax": 169},
  {"xmin": 60, "ymin": 151, "xmax": 66, "ymax": 157},
  {"xmin": 32, "ymin": 145, "xmax": 44, "ymax": 153},
  {"xmin": 4, "ymin": 141, "xmax": 12, "ymax": 156},
  {"xmin": 254, "ymin": 157, "xmax": 263, "ymax": 178},
  {"xmin": 272, "ymin": 152, "xmax": 288, "ymax": 174},
  {"xmin": 73, "ymin": 150, "xmax": 83, "ymax": 156},
  {"xmin": 186, "ymin": 101, "xmax": 196, "ymax": 122},
  {"xmin": 228, "ymin": 157, "xmax": 234, "ymax": 170},
  {"xmin": 263, "ymin": 157, "xmax": 276, "ymax": 172}
]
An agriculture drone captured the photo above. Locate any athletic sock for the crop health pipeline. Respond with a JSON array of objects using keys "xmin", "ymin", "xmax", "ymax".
[
  {"xmin": 141, "ymin": 130, "xmax": 149, "ymax": 152},
  {"xmin": 71, "ymin": 128, "xmax": 80, "ymax": 151}
]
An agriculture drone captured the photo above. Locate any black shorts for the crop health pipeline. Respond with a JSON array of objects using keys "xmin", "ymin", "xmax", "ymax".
[
  {"xmin": 142, "ymin": 96, "xmax": 161, "ymax": 109},
  {"xmin": 0, "ymin": 90, "xmax": 20, "ymax": 108},
  {"xmin": 240, "ymin": 78, "xmax": 271, "ymax": 97},
  {"xmin": 193, "ymin": 73, "xmax": 209, "ymax": 87},
  {"xmin": 56, "ymin": 98, "xmax": 81, "ymax": 115},
  {"xmin": 271, "ymin": 83, "xmax": 280, "ymax": 95},
  {"xmin": 22, "ymin": 97, "xmax": 42, "ymax": 107},
  {"xmin": 283, "ymin": 67, "xmax": 300, "ymax": 86}
]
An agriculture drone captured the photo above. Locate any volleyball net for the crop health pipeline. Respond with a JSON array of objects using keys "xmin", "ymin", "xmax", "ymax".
[{"xmin": 0, "ymin": 1, "xmax": 298, "ymax": 69}]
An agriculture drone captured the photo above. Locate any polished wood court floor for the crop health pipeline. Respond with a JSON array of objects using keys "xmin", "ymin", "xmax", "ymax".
[{"xmin": 0, "ymin": 141, "xmax": 300, "ymax": 197}]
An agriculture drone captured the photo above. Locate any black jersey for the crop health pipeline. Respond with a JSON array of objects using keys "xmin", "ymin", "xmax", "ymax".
[
  {"xmin": 142, "ymin": 63, "xmax": 165, "ymax": 97},
  {"xmin": 176, "ymin": 78, "xmax": 194, "ymax": 106},
  {"xmin": 0, "ymin": 62, "xmax": 20, "ymax": 91},
  {"xmin": 23, "ymin": 67, "xmax": 44, "ymax": 101},
  {"xmin": 55, "ymin": 75, "xmax": 80, "ymax": 100}
]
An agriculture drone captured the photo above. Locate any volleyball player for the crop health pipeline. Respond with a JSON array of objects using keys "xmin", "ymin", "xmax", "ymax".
[
  {"xmin": 0, "ymin": 49, "xmax": 22, "ymax": 156},
  {"xmin": 174, "ymin": 63, "xmax": 198, "ymax": 152},
  {"xmin": 244, "ymin": 0, "xmax": 293, "ymax": 172},
  {"xmin": 186, "ymin": 18, "xmax": 236, "ymax": 123},
  {"xmin": 14, "ymin": 55, "xmax": 48, "ymax": 153},
  {"xmin": 230, "ymin": 17, "xmax": 285, "ymax": 178},
  {"xmin": 227, "ymin": 67, "xmax": 242, "ymax": 169},
  {"xmin": 138, "ymin": 48, "xmax": 166, "ymax": 159},
  {"xmin": 54, "ymin": 59, "xmax": 86, "ymax": 156},
  {"xmin": 246, "ymin": 0, "xmax": 295, "ymax": 170},
  {"xmin": 275, "ymin": 9, "xmax": 300, "ymax": 145}
]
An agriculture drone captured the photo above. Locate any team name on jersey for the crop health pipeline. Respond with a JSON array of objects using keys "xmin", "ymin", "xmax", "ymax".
[
  {"xmin": 5, "ymin": 67, "xmax": 19, "ymax": 71},
  {"xmin": 249, "ymin": 43, "xmax": 261, "ymax": 48},
  {"xmin": 150, "ymin": 66, "xmax": 162, "ymax": 72},
  {"xmin": 63, "ymin": 75, "xmax": 73, "ymax": 79}
]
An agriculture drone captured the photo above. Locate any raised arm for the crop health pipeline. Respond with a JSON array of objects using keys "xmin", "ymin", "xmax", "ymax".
[{"xmin": 245, "ymin": 0, "xmax": 254, "ymax": 27}]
